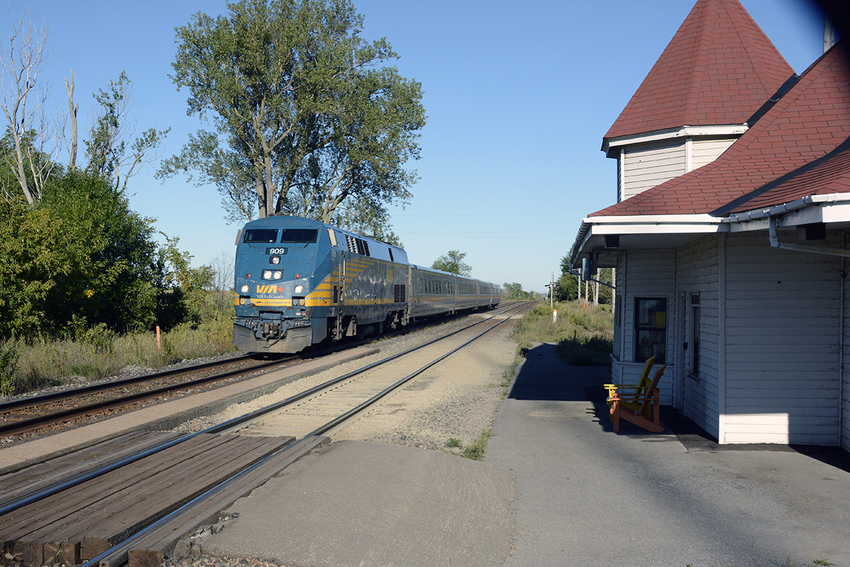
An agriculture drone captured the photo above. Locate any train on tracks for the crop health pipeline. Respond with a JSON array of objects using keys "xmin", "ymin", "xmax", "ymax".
[{"xmin": 233, "ymin": 215, "xmax": 500, "ymax": 353}]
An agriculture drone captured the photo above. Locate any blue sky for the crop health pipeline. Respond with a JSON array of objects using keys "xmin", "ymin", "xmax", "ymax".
[{"xmin": 5, "ymin": 1, "xmax": 827, "ymax": 292}]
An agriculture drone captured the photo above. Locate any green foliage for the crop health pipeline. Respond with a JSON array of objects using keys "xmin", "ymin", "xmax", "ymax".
[
  {"xmin": 555, "ymin": 255, "xmax": 578, "ymax": 301},
  {"xmin": 511, "ymin": 302, "xmax": 614, "ymax": 366},
  {"xmin": 38, "ymin": 171, "xmax": 161, "ymax": 333},
  {"xmin": 160, "ymin": 0, "xmax": 426, "ymax": 225},
  {"xmin": 502, "ymin": 282, "xmax": 534, "ymax": 300},
  {"xmin": 0, "ymin": 196, "xmax": 62, "ymax": 335},
  {"xmin": 0, "ymin": 171, "xmax": 213, "ymax": 339},
  {"xmin": 445, "ymin": 438, "xmax": 462, "ymax": 448},
  {"xmin": 432, "ymin": 250, "xmax": 471, "ymax": 276},
  {"xmin": 333, "ymin": 199, "xmax": 403, "ymax": 246},
  {"xmin": 156, "ymin": 234, "xmax": 217, "ymax": 327},
  {"xmin": 554, "ymin": 254, "xmax": 613, "ymax": 304}
]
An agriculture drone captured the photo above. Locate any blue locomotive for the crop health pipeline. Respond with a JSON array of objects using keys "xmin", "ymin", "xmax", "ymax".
[{"xmin": 233, "ymin": 216, "xmax": 500, "ymax": 353}]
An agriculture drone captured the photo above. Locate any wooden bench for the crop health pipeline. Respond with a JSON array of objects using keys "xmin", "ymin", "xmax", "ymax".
[{"xmin": 605, "ymin": 363, "xmax": 666, "ymax": 433}]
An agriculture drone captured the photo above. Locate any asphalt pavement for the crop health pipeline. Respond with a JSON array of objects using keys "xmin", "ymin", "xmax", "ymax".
[{"xmin": 198, "ymin": 343, "xmax": 850, "ymax": 567}]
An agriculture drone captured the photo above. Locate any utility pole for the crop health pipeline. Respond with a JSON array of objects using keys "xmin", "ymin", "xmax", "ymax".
[{"xmin": 544, "ymin": 272, "xmax": 560, "ymax": 308}]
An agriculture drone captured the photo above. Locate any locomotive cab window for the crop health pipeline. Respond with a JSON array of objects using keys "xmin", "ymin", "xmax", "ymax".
[
  {"xmin": 280, "ymin": 229, "xmax": 318, "ymax": 243},
  {"xmin": 243, "ymin": 229, "xmax": 278, "ymax": 243}
]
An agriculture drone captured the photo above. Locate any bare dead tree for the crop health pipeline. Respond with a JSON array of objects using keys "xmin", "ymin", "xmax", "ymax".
[
  {"xmin": 0, "ymin": 10, "xmax": 56, "ymax": 205},
  {"xmin": 65, "ymin": 69, "xmax": 77, "ymax": 171},
  {"xmin": 209, "ymin": 250, "xmax": 235, "ymax": 313}
]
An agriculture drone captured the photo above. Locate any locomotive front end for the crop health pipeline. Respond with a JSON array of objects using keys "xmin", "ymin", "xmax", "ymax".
[{"xmin": 233, "ymin": 219, "xmax": 323, "ymax": 353}]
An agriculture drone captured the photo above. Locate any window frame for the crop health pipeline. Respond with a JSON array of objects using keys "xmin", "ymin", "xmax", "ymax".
[
  {"xmin": 633, "ymin": 297, "xmax": 667, "ymax": 364},
  {"xmin": 689, "ymin": 293, "xmax": 701, "ymax": 379}
]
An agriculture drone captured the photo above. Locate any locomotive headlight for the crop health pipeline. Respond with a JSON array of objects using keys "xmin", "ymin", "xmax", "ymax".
[
  {"xmin": 294, "ymin": 285, "xmax": 303, "ymax": 294},
  {"xmin": 262, "ymin": 270, "xmax": 273, "ymax": 280},
  {"xmin": 241, "ymin": 285, "xmax": 249, "ymax": 293},
  {"xmin": 273, "ymin": 270, "xmax": 283, "ymax": 280},
  {"xmin": 270, "ymin": 256, "xmax": 281, "ymax": 265}
]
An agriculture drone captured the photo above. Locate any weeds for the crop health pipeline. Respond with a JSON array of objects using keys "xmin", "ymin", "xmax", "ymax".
[
  {"xmin": 461, "ymin": 431, "xmax": 491, "ymax": 460},
  {"xmin": 1, "ymin": 314, "xmax": 238, "ymax": 397},
  {"xmin": 0, "ymin": 339, "xmax": 22, "ymax": 396},
  {"xmin": 511, "ymin": 301, "xmax": 614, "ymax": 367},
  {"xmin": 445, "ymin": 438, "xmax": 462, "ymax": 448}
]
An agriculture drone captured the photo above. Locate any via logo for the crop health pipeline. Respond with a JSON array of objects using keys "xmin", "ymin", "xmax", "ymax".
[{"xmin": 256, "ymin": 285, "xmax": 284, "ymax": 294}]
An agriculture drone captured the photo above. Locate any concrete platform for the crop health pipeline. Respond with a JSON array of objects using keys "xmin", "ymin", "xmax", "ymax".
[{"xmin": 198, "ymin": 342, "xmax": 850, "ymax": 567}]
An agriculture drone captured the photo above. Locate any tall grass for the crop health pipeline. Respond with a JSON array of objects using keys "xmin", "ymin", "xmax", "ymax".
[
  {"xmin": 511, "ymin": 301, "xmax": 614, "ymax": 366},
  {"xmin": 0, "ymin": 314, "xmax": 238, "ymax": 397}
]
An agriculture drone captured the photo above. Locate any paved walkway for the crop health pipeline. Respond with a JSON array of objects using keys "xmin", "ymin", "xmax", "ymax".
[
  {"xmin": 199, "ymin": 343, "xmax": 850, "ymax": 567},
  {"xmin": 488, "ymin": 343, "xmax": 850, "ymax": 567}
]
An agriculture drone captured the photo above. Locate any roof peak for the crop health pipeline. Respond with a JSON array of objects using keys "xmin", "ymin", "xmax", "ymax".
[{"xmin": 603, "ymin": 0, "xmax": 794, "ymax": 143}]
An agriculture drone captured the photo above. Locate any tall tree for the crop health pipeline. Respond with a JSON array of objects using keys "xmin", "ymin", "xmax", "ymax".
[
  {"xmin": 432, "ymin": 250, "xmax": 471, "ymax": 276},
  {"xmin": 158, "ymin": 0, "xmax": 426, "ymax": 223},
  {"xmin": 555, "ymin": 255, "xmax": 578, "ymax": 302},
  {"xmin": 85, "ymin": 72, "xmax": 170, "ymax": 194}
]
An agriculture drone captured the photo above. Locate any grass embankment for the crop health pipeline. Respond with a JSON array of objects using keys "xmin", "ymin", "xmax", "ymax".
[
  {"xmin": 511, "ymin": 301, "xmax": 614, "ymax": 365},
  {"xmin": 0, "ymin": 315, "xmax": 237, "ymax": 396}
]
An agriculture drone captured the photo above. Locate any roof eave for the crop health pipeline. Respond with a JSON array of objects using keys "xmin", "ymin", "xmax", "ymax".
[
  {"xmin": 601, "ymin": 124, "xmax": 749, "ymax": 158},
  {"xmin": 569, "ymin": 214, "xmax": 726, "ymax": 270}
]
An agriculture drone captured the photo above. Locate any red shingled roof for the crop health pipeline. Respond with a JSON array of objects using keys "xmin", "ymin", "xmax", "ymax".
[
  {"xmin": 604, "ymin": 0, "xmax": 794, "ymax": 142},
  {"xmin": 590, "ymin": 45, "xmax": 850, "ymax": 217},
  {"xmin": 723, "ymin": 137, "xmax": 850, "ymax": 214}
]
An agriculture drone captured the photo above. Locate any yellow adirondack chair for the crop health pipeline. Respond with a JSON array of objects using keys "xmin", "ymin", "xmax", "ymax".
[
  {"xmin": 604, "ymin": 355, "xmax": 656, "ymax": 413},
  {"xmin": 607, "ymin": 365, "xmax": 666, "ymax": 433}
]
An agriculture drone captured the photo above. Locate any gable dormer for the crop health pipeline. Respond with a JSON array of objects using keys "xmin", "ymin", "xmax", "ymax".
[{"xmin": 602, "ymin": 0, "xmax": 794, "ymax": 203}]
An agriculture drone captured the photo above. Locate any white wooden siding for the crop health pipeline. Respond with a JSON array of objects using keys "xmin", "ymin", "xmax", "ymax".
[
  {"xmin": 674, "ymin": 236, "xmax": 721, "ymax": 439},
  {"xmin": 691, "ymin": 137, "xmax": 736, "ymax": 170},
  {"xmin": 612, "ymin": 249, "xmax": 675, "ymax": 403},
  {"xmin": 621, "ymin": 141, "xmax": 686, "ymax": 200},
  {"xmin": 722, "ymin": 232, "xmax": 842, "ymax": 445}
]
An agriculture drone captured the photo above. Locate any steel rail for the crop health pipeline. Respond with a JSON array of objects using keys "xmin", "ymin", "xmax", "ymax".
[
  {"xmin": 84, "ymin": 301, "xmax": 532, "ymax": 567},
  {"xmin": 0, "ymin": 356, "xmax": 294, "ymax": 437},
  {"xmin": 0, "ymin": 354, "xmax": 255, "ymax": 413},
  {"xmin": 306, "ymin": 301, "xmax": 533, "ymax": 438},
  {"xmin": 0, "ymin": 303, "xmax": 528, "ymax": 517}
]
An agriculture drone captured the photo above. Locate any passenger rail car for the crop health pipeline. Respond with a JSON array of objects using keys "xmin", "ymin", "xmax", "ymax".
[{"xmin": 233, "ymin": 216, "xmax": 500, "ymax": 353}]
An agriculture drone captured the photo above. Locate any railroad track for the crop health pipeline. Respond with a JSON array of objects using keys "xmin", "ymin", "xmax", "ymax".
[
  {"xmin": 0, "ymin": 354, "xmax": 299, "ymax": 439},
  {"xmin": 0, "ymin": 302, "xmax": 531, "ymax": 567},
  {"xmin": 0, "ymin": 304, "xmax": 523, "ymax": 441}
]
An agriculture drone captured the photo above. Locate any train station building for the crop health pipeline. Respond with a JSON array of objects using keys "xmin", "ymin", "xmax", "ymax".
[{"xmin": 569, "ymin": 0, "xmax": 850, "ymax": 447}]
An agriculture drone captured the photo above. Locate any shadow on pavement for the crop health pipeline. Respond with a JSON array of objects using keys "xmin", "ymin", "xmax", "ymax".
[{"xmin": 508, "ymin": 343, "xmax": 850, "ymax": 474}]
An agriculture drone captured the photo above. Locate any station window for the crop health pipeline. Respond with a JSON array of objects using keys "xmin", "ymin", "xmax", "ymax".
[{"xmin": 634, "ymin": 298, "xmax": 666, "ymax": 363}]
